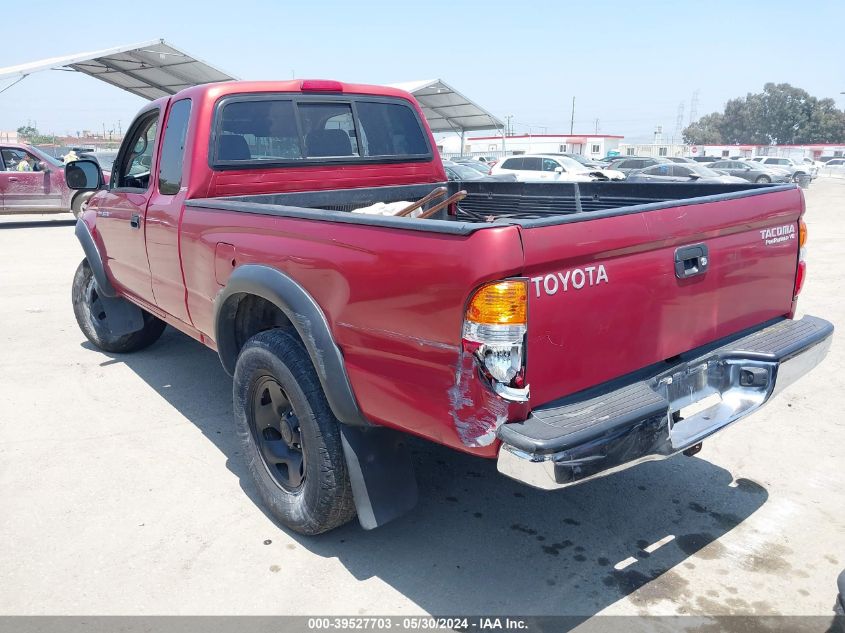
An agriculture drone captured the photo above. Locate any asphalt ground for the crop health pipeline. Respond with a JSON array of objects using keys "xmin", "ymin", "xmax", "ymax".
[{"xmin": 0, "ymin": 179, "xmax": 842, "ymax": 619}]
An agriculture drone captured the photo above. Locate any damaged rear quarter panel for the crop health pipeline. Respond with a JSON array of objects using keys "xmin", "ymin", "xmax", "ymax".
[{"xmin": 180, "ymin": 209, "xmax": 527, "ymax": 457}]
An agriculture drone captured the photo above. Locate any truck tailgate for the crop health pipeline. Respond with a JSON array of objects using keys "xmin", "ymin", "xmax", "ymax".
[{"xmin": 520, "ymin": 187, "xmax": 803, "ymax": 406}]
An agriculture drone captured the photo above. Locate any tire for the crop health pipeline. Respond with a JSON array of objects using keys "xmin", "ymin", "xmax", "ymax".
[
  {"xmin": 233, "ymin": 329, "xmax": 356, "ymax": 535},
  {"xmin": 755, "ymin": 175, "xmax": 771, "ymax": 184},
  {"xmin": 71, "ymin": 259, "xmax": 166, "ymax": 353},
  {"xmin": 71, "ymin": 192, "xmax": 94, "ymax": 219},
  {"xmin": 793, "ymin": 172, "xmax": 805, "ymax": 183}
]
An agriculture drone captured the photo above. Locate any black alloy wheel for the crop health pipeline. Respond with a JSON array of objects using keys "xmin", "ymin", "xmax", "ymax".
[{"xmin": 249, "ymin": 375, "xmax": 306, "ymax": 491}]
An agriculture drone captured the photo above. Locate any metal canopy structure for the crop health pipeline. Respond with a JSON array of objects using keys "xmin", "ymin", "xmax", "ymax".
[
  {"xmin": 0, "ymin": 39, "xmax": 237, "ymax": 100},
  {"xmin": 390, "ymin": 79, "xmax": 503, "ymax": 133}
]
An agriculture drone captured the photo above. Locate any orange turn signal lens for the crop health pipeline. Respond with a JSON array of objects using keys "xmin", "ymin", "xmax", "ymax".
[
  {"xmin": 466, "ymin": 280, "xmax": 527, "ymax": 325},
  {"xmin": 799, "ymin": 219, "xmax": 807, "ymax": 248}
]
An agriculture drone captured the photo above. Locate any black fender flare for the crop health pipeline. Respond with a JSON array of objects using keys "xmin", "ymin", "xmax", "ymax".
[
  {"xmin": 74, "ymin": 219, "xmax": 118, "ymax": 298},
  {"xmin": 214, "ymin": 264, "xmax": 370, "ymax": 427}
]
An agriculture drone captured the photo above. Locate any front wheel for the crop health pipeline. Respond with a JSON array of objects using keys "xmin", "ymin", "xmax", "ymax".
[
  {"xmin": 70, "ymin": 192, "xmax": 94, "ymax": 218},
  {"xmin": 233, "ymin": 329, "xmax": 356, "ymax": 535},
  {"xmin": 71, "ymin": 259, "xmax": 166, "ymax": 353},
  {"xmin": 755, "ymin": 175, "xmax": 771, "ymax": 184}
]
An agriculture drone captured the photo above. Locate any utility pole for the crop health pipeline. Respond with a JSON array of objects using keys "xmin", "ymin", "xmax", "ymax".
[
  {"xmin": 689, "ymin": 90, "xmax": 700, "ymax": 126},
  {"xmin": 570, "ymin": 97, "xmax": 576, "ymax": 135},
  {"xmin": 594, "ymin": 118, "xmax": 600, "ymax": 134},
  {"xmin": 505, "ymin": 114, "xmax": 514, "ymax": 137}
]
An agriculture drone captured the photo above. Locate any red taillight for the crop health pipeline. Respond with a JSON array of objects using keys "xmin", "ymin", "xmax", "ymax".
[
  {"xmin": 300, "ymin": 79, "xmax": 343, "ymax": 92},
  {"xmin": 794, "ymin": 260, "xmax": 807, "ymax": 296}
]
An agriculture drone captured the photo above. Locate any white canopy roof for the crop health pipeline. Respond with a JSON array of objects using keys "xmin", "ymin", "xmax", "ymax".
[
  {"xmin": 390, "ymin": 79, "xmax": 503, "ymax": 133},
  {"xmin": 0, "ymin": 39, "xmax": 237, "ymax": 100}
]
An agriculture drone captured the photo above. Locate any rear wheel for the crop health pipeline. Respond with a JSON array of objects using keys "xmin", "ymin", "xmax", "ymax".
[
  {"xmin": 71, "ymin": 259, "xmax": 166, "ymax": 353},
  {"xmin": 233, "ymin": 329, "xmax": 355, "ymax": 535},
  {"xmin": 755, "ymin": 175, "xmax": 771, "ymax": 184}
]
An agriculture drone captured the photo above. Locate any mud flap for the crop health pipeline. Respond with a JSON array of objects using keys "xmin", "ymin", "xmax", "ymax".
[
  {"xmin": 339, "ymin": 425, "xmax": 418, "ymax": 530},
  {"xmin": 97, "ymin": 292, "xmax": 145, "ymax": 336}
]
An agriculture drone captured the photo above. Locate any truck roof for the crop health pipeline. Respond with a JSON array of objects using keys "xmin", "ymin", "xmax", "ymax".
[{"xmin": 168, "ymin": 79, "xmax": 420, "ymax": 104}]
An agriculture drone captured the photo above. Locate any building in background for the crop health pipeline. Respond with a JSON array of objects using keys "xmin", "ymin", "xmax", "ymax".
[
  {"xmin": 0, "ymin": 131, "xmax": 19, "ymax": 143},
  {"xmin": 438, "ymin": 133, "xmax": 623, "ymax": 159}
]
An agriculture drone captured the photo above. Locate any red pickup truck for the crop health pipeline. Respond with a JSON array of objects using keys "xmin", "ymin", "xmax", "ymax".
[{"xmin": 66, "ymin": 80, "xmax": 832, "ymax": 535}]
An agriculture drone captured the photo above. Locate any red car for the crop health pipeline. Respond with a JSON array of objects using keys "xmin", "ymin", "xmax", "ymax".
[
  {"xmin": 0, "ymin": 142, "xmax": 98, "ymax": 216},
  {"xmin": 65, "ymin": 80, "xmax": 832, "ymax": 534}
]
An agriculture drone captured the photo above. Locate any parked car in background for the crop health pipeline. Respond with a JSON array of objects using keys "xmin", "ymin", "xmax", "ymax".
[
  {"xmin": 607, "ymin": 156, "xmax": 672, "ymax": 175},
  {"xmin": 442, "ymin": 160, "xmax": 515, "ymax": 182},
  {"xmin": 822, "ymin": 158, "xmax": 845, "ymax": 176},
  {"xmin": 449, "ymin": 158, "xmax": 495, "ymax": 175},
  {"xmin": 708, "ymin": 160, "xmax": 791, "ymax": 184},
  {"xmin": 597, "ymin": 155, "xmax": 629, "ymax": 167},
  {"xmin": 553, "ymin": 153, "xmax": 605, "ymax": 169},
  {"xmin": 626, "ymin": 162, "xmax": 747, "ymax": 183},
  {"xmin": 691, "ymin": 156, "xmax": 721, "ymax": 163},
  {"xmin": 748, "ymin": 156, "xmax": 817, "ymax": 181},
  {"xmin": 0, "ymin": 142, "xmax": 95, "ymax": 216},
  {"xmin": 667, "ymin": 157, "xmax": 698, "ymax": 164},
  {"xmin": 490, "ymin": 154, "xmax": 624, "ymax": 181}
]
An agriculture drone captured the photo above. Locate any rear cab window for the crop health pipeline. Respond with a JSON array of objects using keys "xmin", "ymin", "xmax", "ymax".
[{"xmin": 211, "ymin": 94, "xmax": 431, "ymax": 168}]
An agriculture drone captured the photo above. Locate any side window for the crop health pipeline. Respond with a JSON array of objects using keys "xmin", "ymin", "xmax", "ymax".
[
  {"xmin": 115, "ymin": 112, "xmax": 159, "ymax": 190},
  {"xmin": 501, "ymin": 157, "xmax": 523, "ymax": 170},
  {"xmin": 542, "ymin": 158, "xmax": 560, "ymax": 172},
  {"xmin": 655, "ymin": 164, "xmax": 671, "ymax": 176},
  {"xmin": 1, "ymin": 148, "xmax": 39, "ymax": 171},
  {"xmin": 674, "ymin": 166, "xmax": 691, "ymax": 176},
  {"xmin": 158, "ymin": 99, "xmax": 192, "ymax": 195},
  {"xmin": 523, "ymin": 157, "xmax": 542, "ymax": 171}
]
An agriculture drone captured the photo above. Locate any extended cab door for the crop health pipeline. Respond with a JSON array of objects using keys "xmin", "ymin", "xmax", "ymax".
[
  {"xmin": 0, "ymin": 147, "xmax": 62, "ymax": 212},
  {"xmin": 93, "ymin": 109, "xmax": 160, "ymax": 304},
  {"xmin": 145, "ymin": 98, "xmax": 193, "ymax": 323}
]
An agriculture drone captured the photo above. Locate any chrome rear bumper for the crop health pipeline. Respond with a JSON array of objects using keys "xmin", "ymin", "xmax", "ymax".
[{"xmin": 497, "ymin": 316, "xmax": 833, "ymax": 490}]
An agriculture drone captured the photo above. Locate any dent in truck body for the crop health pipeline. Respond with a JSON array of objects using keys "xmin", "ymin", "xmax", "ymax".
[{"xmin": 449, "ymin": 349, "xmax": 513, "ymax": 447}]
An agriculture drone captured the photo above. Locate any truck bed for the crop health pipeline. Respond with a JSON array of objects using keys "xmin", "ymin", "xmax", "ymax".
[{"xmin": 187, "ymin": 181, "xmax": 797, "ymax": 232}]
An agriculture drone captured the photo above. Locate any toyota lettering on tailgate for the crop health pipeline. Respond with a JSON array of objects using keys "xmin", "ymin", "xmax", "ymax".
[{"xmin": 530, "ymin": 264, "xmax": 609, "ymax": 298}]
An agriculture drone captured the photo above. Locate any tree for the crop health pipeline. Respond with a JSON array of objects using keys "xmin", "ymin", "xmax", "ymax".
[
  {"xmin": 15, "ymin": 125, "xmax": 58, "ymax": 146},
  {"xmin": 682, "ymin": 112, "xmax": 724, "ymax": 144},
  {"xmin": 683, "ymin": 83, "xmax": 845, "ymax": 145}
]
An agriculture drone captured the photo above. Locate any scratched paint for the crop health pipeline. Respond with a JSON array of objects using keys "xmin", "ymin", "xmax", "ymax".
[{"xmin": 448, "ymin": 350, "xmax": 510, "ymax": 447}]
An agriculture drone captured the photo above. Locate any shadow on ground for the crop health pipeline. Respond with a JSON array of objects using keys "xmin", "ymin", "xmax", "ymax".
[{"xmin": 87, "ymin": 327, "xmax": 770, "ymax": 618}]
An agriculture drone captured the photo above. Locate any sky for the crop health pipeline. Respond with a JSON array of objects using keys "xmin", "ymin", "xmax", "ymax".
[{"xmin": 1, "ymin": 0, "xmax": 844, "ymax": 144}]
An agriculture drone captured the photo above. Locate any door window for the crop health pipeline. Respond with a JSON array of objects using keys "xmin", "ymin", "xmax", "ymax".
[
  {"xmin": 115, "ymin": 112, "xmax": 159, "ymax": 190},
  {"xmin": 522, "ymin": 157, "xmax": 542, "ymax": 171},
  {"xmin": 158, "ymin": 99, "xmax": 192, "ymax": 195},
  {"xmin": 1, "ymin": 148, "xmax": 41, "ymax": 171},
  {"xmin": 542, "ymin": 158, "xmax": 560, "ymax": 172},
  {"xmin": 501, "ymin": 157, "xmax": 523, "ymax": 170}
]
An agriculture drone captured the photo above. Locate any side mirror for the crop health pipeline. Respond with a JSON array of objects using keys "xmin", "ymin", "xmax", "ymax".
[
  {"xmin": 65, "ymin": 159, "xmax": 103, "ymax": 190},
  {"xmin": 688, "ymin": 174, "xmax": 701, "ymax": 180},
  {"xmin": 554, "ymin": 166, "xmax": 563, "ymax": 174}
]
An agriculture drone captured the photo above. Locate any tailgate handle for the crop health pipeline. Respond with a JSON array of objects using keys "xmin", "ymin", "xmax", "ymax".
[{"xmin": 674, "ymin": 244, "xmax": 709, "ymax": 279}]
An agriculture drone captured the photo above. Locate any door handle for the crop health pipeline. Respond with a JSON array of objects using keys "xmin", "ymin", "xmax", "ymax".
[
  {"xmin": 130, "ymin": 213, "xmax": 140, "ymax": 229},
  {"xmin": 674, "ymin": 243, "xmax": 709, "ymax": 279}
]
